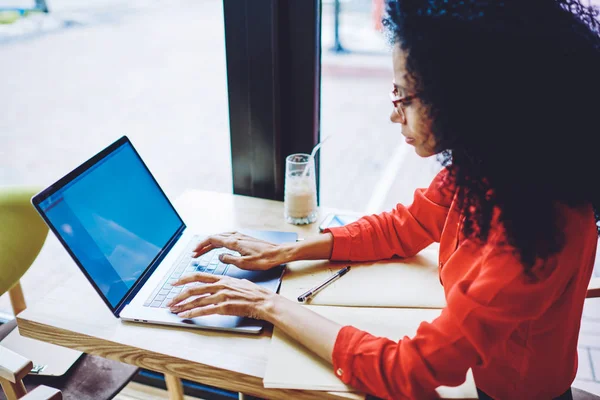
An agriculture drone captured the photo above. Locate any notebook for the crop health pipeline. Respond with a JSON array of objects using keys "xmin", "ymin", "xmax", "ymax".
[
  {"xmin": 264, "ymin": 305, "xmax": 477, "ymax": 399},
  {"xmin": 278, "ymin": 243, "xmax": 446, "ymax": 309}
]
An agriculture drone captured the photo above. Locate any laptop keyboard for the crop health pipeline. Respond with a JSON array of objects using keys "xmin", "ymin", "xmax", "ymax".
[{"xmin": 143, "ymin": 236, "xmax": 239, "ymax": 308}]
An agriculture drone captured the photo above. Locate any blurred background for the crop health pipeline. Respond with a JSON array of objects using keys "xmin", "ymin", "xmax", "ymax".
[
  {"xmin": 0, "ymin": 0, "xmax": 440, "ymax": 214},
  {"xmin": 1, "ymin": 0, "xmax": 599, "ymax": 396}
]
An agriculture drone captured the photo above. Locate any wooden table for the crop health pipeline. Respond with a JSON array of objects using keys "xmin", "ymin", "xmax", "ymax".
[
  {"xmin": 16, "ymin": 191, "xmax": 471, "ymax": 399},
  {"xmin": 16, "ymin": 191, "xmax": 367, "ymax": 399}
]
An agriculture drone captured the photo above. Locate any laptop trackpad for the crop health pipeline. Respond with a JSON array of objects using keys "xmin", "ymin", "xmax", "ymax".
[{"xmin": 225, "ymin": 265, "xmax": 284, "ymax": 292}]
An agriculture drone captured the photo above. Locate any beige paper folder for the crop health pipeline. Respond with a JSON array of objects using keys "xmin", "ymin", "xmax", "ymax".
[
  {"xmin": 279, "ymin": 244, "xmax": 446, "ymax": 309},
  {"xmin": 264, "ymin": 305, "xmax": 477, "ymax": 399}
]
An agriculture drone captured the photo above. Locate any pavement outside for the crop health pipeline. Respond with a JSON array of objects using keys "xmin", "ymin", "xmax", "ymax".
[{"xmin": 1, "ymin": 0, "xmax": 599, "ymax": 395}]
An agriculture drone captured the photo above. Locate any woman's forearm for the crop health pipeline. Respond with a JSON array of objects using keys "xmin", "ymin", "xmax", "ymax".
[
  {"xmin": 261, "ymin": 234, "xmax": 340, "ymax": 363},
  {"xmin": 262, "ymin": 294, "xmax": 342, "ymax": 364},
  {"xmin": 280, "ymin": 232, "xmax": 335, "ymax": 262}
]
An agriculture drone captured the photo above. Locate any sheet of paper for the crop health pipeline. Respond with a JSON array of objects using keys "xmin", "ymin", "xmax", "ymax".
[
  {"xmin": 280, "ymin": 244, "xmax": 446, "ymax": 309},
  {"xmin": 264, "ymin": 305, "xmax": 477, "ymax": 399}
]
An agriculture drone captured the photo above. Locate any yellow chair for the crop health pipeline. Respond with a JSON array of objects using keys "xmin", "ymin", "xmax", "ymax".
[
  {"xmin": 0, "ymin": 187, "xmax": 138, "ymax": 400},
  {"xmin": 0, "ymin": 187, "xmax": 48, "ymax": 316}
]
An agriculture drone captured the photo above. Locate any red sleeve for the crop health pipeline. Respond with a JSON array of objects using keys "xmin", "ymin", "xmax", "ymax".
[
  {"xmin": 324, "ymin": 169, "xmax": 455, "ymax": 261},
  {"xmin": 330, "ymin": 243, "xmax": 574, "ymax": 400}
]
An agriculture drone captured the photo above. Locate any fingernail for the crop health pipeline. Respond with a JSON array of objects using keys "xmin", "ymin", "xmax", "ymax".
[
  {"xmin": 218, "ymin": 254, "xmax": 224, "ymax": 261},
  {"xmin": 170, "ymin": 306, "xmax": 179, "ymax": 312},
  {"xmin": 178, "ymin": 312, "xmax": 189, "ymax": 318},
  {"xmin": 192, "ymin": 252, "xmax": 198, "ymax": 257}
]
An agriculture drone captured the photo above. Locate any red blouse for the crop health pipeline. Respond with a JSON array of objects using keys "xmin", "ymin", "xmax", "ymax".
[{"xmin": 325, "ymin": 169, "xmax": 597, "ymax": 399}]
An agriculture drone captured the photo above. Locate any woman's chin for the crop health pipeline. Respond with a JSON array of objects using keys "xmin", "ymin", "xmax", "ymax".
[{"xmin": 414, "ymin": 146, "xmax": 436, "ymax": 158}]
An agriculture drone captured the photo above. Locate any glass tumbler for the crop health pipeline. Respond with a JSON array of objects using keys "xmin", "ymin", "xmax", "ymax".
[{"xmin": 284, "ymin": 153, "xmax": 318, "ymax": 225}]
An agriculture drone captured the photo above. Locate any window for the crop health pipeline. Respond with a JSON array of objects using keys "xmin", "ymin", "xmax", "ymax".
[
  {"xmin": 319, "ymin": 0, "xmax": 440, "ymax": 213},
  {"xmin": 0, "ymin": 0, "xmax": 231, "ymax": 314}
]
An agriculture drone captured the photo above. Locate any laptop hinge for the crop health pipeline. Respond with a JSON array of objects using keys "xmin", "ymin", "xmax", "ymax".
[{"xmin": 114, "ymin": 225, "xmax": 186, "ymax": 316}]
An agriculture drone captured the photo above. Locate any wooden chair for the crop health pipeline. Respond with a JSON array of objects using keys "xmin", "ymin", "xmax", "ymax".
[
  {"xmin": 575, "ymin": 387, "xmax": 600, "ymax": 400},
  {"xmin": 572, "ymin": 277, "xmax": 600, "ymax": 400},
  {"xmin": 0, "ymin": 187, "xmax": 139, "ymax": 400},
  {"xmin": 587, "ymin": 277, "xmax": 600, "ymax": 299}
]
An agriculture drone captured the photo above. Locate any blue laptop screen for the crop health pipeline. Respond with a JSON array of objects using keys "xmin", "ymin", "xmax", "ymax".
[{"xmin": 37, "ymin": 142, "xmax": 183, "ymax": 308}]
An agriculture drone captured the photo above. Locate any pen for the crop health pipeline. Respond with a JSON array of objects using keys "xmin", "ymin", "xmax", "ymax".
[{"xmin": 297, "ymin": 266, "xmax": 351, "ymax": 303}]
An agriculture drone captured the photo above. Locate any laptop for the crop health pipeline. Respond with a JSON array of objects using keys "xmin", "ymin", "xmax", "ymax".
[{"xmin": 31, "ymin": 136, "xmax": 297, "ymax": 334}]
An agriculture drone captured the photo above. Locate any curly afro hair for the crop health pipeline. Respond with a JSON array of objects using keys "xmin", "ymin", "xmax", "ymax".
[{"xmin": 384, "ymin": 0, "xmax": 600, "ymax": 276}]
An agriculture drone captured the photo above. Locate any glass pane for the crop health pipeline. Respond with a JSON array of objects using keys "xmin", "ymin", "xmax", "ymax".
[
  {"xmin": 0, "ymin": 0, "xmax": 231, "ymax": 196},
  {"xmin": 320, "ymin": 0, "xmax": 440, "ymax": 214},
  {"xmin": 0, "ymin": 0, "xmax": 231, "ymax": 315}
]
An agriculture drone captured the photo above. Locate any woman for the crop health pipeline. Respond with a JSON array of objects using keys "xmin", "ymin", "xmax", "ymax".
[{"xmin": 168, "ymin": 1, "xmax": 600, "ymax": 398}]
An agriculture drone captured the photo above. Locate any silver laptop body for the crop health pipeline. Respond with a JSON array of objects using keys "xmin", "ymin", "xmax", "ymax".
[{"xmin": 32, "ymin": 136, "xmax": 296, "ymax": 334}]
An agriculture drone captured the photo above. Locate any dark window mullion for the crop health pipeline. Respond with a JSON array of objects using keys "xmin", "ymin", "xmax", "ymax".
[{"xmin": 224, "ymin": 0, "xmax": 321, "ymax": 202}]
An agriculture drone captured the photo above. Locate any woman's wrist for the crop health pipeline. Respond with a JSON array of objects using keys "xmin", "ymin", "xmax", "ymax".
[
  {"xmin": 276, "ymin": 242, "xmax": 302, "ymax": 264},
  {"xmin": 260, "ymin": 233, "xmax": 335, "ymax": 320},
  {"xmin": 259, "ymin": 293, "xmax": 288, "ymax": 324},
  {"xmin": 278, "ymin": 232, "xmax": 334, "ymax": 263},
  {"xmin": 257, "ymin": 292, "xmax": 341, "ymax": 364}
]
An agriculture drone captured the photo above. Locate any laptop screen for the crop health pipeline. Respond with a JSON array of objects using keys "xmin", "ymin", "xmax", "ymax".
[{"xmin": 36, "ymin": 140, "xmax": 184, "ymax": 309}]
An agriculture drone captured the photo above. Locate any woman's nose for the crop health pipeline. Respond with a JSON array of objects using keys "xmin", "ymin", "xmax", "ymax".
[{"xmin": 390, "ymin": 109, "xmax": 402, "ymax": 124}]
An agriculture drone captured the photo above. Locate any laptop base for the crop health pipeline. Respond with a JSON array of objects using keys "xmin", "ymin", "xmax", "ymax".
[{"xmin": 119, "ymin": 304, "xmax": 264, "ymax": 334}]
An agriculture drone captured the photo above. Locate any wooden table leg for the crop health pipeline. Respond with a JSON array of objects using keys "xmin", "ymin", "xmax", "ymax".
[
  {"xmin": 164, "ymin": 374, "xmax": 184, "ymax": 400},
  {"xmin": 8, "ymin": 282, "xmax": 27, "ymax": 316}
]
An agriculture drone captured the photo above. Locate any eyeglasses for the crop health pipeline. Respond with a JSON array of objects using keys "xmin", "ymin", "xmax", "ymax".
[{"xmin": 389, "ymin": 84, "xmax": 420, "ymax": 122}]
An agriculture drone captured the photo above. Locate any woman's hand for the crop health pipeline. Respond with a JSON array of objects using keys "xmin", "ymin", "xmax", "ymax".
[
  {"xmin": 192, "ymin": 231, "xmax": 335, "ymax": 271},
  {"xmin": 167, "ymin": 272, "xmax": 342, "ymax": 365},
  {"xmin": 167, "ymin": 272, "xmax": 277, "ymax": 320},
  {"xmin": 192, "ymin": 232, "xmax": 288, "ymax": 271}
]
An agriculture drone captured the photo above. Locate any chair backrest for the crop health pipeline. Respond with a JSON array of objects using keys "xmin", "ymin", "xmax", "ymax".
[
  {"xmin": 588, "ymin": 278, "xmax": 600, "ymax": 299},
  {"xmin": 0, "ymin": 187, "xmax": 48, "ymax": 297}
]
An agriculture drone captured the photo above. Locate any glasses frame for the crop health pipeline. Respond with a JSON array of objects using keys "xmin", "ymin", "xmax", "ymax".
[{"xmin": 390, "ymin": 85, "xmax": 420, "ymax": 122}]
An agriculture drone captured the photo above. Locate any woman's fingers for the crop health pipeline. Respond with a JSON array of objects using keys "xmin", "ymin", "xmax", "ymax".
[
  {"xmin": 166, "ymin": 273, "xmax": 268, "ymax": 319},
  {"xmin": 171, "ymin": 292, "xmax": 227, "ymax": 313},
  {"xmin": 192, "ymin": 244, "xmax": 214, "ymax": 258},
  {"xmin": 192, "ymin": 237, "xmax": 224, "ymax": 257},
  {"xmin": 174, "ymin": 272, "xmax": 222, "ymax": 286},
  {"xmin": 191, "ymin": 232, "xmax": 279, "ymax": 271},
  {"xmin": 167, "ymin": 273, "xmax": 223, "ymax": 307},
  {"xmin": 218, "ymin": 253, "xmax": 246, "ymax": 268},
  {"xmin": 192, "ymin": 232, "xmax": 239, "ymax": 256}
]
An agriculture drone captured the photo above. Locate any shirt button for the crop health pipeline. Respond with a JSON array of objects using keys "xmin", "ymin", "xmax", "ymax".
[{"xmin": 336, "ymin": 368, "xmax": 343, "ymax": 377}]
